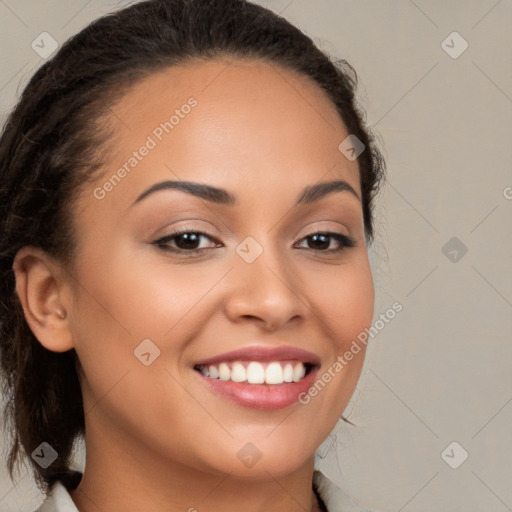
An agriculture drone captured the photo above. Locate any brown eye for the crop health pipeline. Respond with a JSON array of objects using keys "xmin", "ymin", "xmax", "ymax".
[
  {"xmin": 296, "ymin": 232, "xmax": 356, "ymax": 253},
  {"xmin": 153, "ymin": 230, "xmax": 220, "ymax": 253}
]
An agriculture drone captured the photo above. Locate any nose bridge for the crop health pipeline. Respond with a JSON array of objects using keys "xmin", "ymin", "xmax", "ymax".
[{"xmin": 224, "ymin": 233, "xmax": 303, "ymax": 328}]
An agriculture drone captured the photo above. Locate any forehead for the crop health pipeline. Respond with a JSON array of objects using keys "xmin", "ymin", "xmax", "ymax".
[
  {"xmin": 113, "ymin": 56, "xmax": 345, "ymax": 130},
  {"xmin": 81, "ymin": 57, "xmax": 360, "ymax": 214}
]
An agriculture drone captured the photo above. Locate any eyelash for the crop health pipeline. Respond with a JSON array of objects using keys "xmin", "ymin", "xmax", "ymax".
[{"xmin": 152, "ymin": 228, "xmax": 356, "ymax": 255}]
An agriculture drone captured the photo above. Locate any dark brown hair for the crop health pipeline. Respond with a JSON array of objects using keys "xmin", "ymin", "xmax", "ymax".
[{"xmin": 0, "ymin": 0, "xmax": 385, "ymax": 495}]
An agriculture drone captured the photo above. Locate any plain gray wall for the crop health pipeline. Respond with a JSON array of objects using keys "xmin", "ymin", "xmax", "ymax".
[{"xmin": 1, "ymin": 1, "xmax": 511, "ymax": 511}]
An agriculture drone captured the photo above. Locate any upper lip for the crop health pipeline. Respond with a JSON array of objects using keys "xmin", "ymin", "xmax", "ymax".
[{"xmin": 193, "ymin": 345, "xmax": 321, "ymax": 367}]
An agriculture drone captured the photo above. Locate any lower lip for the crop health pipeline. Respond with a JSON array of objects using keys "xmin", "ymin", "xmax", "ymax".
[{"xmin": 196, "ymin": 367, "xmax": 319, "ymax": 410}]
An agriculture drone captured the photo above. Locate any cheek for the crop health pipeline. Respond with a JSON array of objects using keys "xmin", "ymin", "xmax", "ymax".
[
  {"xmin": 70, "ymin": 239, "xmax": 214, "ymax": 340},
  {"xmin": 68, "ymin": 250, "xmax": 204, "ymax": 447},
  {"xmin": 339, "ymin": 263, "xmax": 374, "ymax": 344},
  {"xmin": 305, "ymin": 252, "xmax": 375, "ymax": 347},
  {"xmin": 67, "ymin": 243, "xmax": 227, "ymax": 409},
  {"xmin": 70, "ymin": 241, "xmax": 374, "ymax": 375},
  {"xmin": 67, "ymin": 238, "xmax": 374, "ymax": 474},
  {"xmin": 299, "ymin": 253, "xmax": 374, "ymax": 409}
]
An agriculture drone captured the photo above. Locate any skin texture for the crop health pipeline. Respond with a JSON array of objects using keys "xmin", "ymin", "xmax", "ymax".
[{"xmin": 13, "ymin": 57, "xmax": 374, "ymax": 512}]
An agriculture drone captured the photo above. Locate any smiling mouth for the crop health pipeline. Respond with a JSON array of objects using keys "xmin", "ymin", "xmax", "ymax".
[{"xmin": 194, "ymin": 360, "xmax": 315, "ymax": 385}]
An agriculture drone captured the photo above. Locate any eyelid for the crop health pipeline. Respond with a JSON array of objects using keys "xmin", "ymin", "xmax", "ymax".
[
  {"xmin": 295, "ymin": 231, "xmax": 356, "ymax": 251},
  {"xmin": 150, "ymin": 219, "xmax": 221, "ymax": 241},
  {"xmin": 152, "ymin": 226, "xmax": 356, "ymax": 256},
  {"xmin": 153, "ymin": 226, "xmax": 221, "ymax": 248}
]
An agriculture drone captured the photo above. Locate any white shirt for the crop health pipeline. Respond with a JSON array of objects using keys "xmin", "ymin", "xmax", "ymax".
[{"xmin": 34, "ymin": 470, "xmax": 378, "ymax": 512}]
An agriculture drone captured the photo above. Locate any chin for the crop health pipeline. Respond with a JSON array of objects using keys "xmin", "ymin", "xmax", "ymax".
[{"xmin": 196, "ymin": 434, "xmax": 319, "ymax": 480}]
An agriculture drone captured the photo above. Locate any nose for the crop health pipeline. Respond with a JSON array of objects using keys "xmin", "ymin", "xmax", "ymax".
[{"xmin": 223, "ymin": 243, "xmax": 305, "ymax": 332}]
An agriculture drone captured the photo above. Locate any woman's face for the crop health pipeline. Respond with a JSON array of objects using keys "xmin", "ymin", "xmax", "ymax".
[{"xmin": 65, "ymin": 57, "xmax": 374, "ymax": 479}]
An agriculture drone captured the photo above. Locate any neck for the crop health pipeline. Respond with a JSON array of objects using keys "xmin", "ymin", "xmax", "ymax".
[{"xmin": 69, "ymin": 418, "xmax": 322, "ymax": 512}]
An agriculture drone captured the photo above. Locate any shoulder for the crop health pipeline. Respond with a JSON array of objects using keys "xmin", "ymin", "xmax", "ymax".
[{"xmin": 313, "ymin": 470, "xmax": 382, "ymax": 512}]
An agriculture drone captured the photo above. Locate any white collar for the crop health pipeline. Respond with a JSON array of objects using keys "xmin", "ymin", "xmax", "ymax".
[
  {"xmin": 313, "ymin": 470, "xmax": 378, "ymax": 512},
  {"xmin": 34, "ymin": 480, "xmax": 77, "ymax": 512}
]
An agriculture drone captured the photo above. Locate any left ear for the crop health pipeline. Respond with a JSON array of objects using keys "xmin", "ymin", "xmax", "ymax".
[{"xmin": 12, "ymin": 246, "xmax": 75, "ymax": 353}]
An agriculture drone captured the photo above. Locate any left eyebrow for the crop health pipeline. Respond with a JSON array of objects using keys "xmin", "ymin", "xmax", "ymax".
[
  {"xmin": 297, "ymin": 179, "xmax": 361, "ymax": 204},
  {"xmin": 130, "ymin": 178, "xmax": 361, "ymax": 208}
]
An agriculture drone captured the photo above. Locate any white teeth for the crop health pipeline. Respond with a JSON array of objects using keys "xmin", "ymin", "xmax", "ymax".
[
  {"xmin": 265, "ymin": 362, "xmax": 283, "ymax": 384},
  {"xmin": 218, "ymin": 362, "xmax": 231, "ymax": 381},
  {"xmin": 292, "ymin": 363, "xmax": 306, "ymax": 382},
  {"xmin": 198, "ymin": 361, "xmax": 309, "ymax": 385},
  {"xmin": 247, "ymin": 362, "xmax": 265, "ymax": 384},
  {"xmin": 283, "ymin": 363, "xmax": 293, "ymax": 382},
  {"xmin": 231, "ymin": 362, "xmax": 246, "ymax": 382}
]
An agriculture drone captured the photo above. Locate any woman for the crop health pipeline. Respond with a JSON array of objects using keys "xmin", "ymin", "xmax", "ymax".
[{"xmin": 0, "ymin": 0, "xmax": 385, "ymax": 510}]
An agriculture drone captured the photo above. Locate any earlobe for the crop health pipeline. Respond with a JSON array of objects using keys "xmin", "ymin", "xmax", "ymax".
[{"xmin": 12, "ymin": 246, "xmax": 74, "ymax": 353}]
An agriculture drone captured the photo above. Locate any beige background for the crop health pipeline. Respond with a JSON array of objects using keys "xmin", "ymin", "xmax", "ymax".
[{"xmin": 1, "ymin": 1, "xmax": 511, "ymax": 511}]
